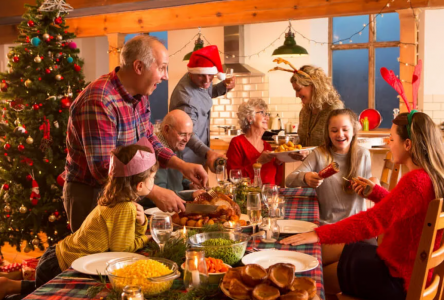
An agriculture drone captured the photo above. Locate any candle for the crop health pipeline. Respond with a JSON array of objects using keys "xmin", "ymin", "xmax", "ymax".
[
  {"xmin": 265, "ymin": 218, "xmax": 272, "ymax": 240},
  {"xmin": 182, "ymin": 226, "xmax": 187, "ymax": 239},
  {"xmin": 191, "ymin": 257, "xmax": 200, "ymax": 287}
]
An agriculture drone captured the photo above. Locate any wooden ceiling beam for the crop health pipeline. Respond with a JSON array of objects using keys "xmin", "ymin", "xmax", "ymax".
[{"xmin": 0, "ymin": 0, "xmax": 443, "ymax": 44}]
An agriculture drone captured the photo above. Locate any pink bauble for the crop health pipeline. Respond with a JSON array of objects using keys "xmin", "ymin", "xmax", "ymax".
[{"xmin": 68, "ymin": 42, "xmax": 77, "ymax": 49}]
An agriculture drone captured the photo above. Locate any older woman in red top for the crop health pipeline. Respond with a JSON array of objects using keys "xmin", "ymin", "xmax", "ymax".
[{"xmin": 226, "ymin": 99, "xmax": 282, "ymax": 185}]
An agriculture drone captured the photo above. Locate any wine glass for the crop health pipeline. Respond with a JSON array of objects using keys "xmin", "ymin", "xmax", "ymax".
[
  {"xmin": 230, "ymin": 169, "xmax": 242, "ymax": 185},
  {"xmin": 247, "ymin": 192, "xmax": 262, "ymax": 248},
  {"xmin": 261, "ymin": 184, "xmax": 278, "ymax": 211},
  {"xmin": 215, "ymin": 165, "xmax": 227, "ymax": 186},
  {"xmin": 150, "ymin": 213, "xmax": 173, "ymax": 253},
  {"xmin": 224, "ymin": 68, "xmax": 234, "ymax": 99}
]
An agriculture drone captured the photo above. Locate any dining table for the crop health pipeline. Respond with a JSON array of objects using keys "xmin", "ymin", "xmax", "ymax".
[{"xmin": 23, "ymin": 187, "xmax": 324, "ymax": 300}]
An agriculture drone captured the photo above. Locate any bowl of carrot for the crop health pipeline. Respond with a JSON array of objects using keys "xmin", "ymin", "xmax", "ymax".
[{"xmin": 181, "ymin": 257, "xmax": 231, "ymax": 284}]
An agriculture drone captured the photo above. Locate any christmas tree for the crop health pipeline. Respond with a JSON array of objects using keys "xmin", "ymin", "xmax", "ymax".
[{"xmin": 0, "ymin": 0, "xmax": 85, "ymax": 255}]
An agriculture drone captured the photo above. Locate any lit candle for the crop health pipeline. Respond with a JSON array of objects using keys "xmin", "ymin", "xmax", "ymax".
[
  {"xmin": 191, "ymin": 256, "xmax": 200, "ymax": 287},
  {"xmin": 228, "ymin": 221, "xmax": 233, "ymax": 228},
  {"xmin": 183, "ymin": 225, "xmax": 187, "ymax": 238},
  {"xmin": 266, "ymin": 219, "xmax": 272, "ymax": 240}
]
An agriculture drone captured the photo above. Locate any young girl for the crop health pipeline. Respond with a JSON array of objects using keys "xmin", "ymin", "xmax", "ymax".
[
  {"xmin": 0, "ymin": 140, "xmax": 157, "ymax": 300},
  {"xmin": 286, "ymin": 108, "xmax": 375, "ymax": 225},
  {"xmin": 281, "ymin": 111, "xmax": 444, "ymax": 299}
]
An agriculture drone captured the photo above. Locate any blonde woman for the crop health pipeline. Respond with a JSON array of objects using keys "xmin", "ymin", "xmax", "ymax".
[{"xmin": 226, "ymin": 99, "xmax": 283, "ymax": 185}]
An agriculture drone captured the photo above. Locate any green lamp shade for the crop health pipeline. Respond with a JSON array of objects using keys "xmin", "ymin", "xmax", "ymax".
[
  {"xmin": 272, "ymin": 34, "xmax": 308, "ymax": 57},
  {"xmin": 183, "ymin": 41, "xmax": 204, "ymax": 61}
]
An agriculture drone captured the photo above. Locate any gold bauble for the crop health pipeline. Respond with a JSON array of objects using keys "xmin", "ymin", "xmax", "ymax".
[
  {"xmin": 34, "ymin": 56, "xmax": 41, "ymax": 63},
  {"xmin": 56, "ymin": 34, "xmax": 63, "ymax": 41},
  {"xmin": 26, "ymin": 136, "xmax": 34, "ymax": 144},
  {"xmin": 4, "ymin": 204, "xmax": 11, "ymax": 213},
  {"xmin": 24, "ymin": 245, "xmax": 32, "ymax": 253},
  {"xmin": 54, "ymin": 230, "xmax": 58, "ymax": 235},
  {"xmin": 42, "ymin": 33, "xmax": 50, "ymax": 40},
  {"xmin": 55, "ymin": 74, "xmax": 62, "ymax": 81},
  {"xmin": 19, "ymin": 204, "xmax": 27, "ymax": 214},
  {"xmin": 24, "ymin": 79, "xmax": 32, "ymax": 88},
  {"xmin": 48, "ymin": 214, "xmax": 56, "ymax": 222},
  {"xmin": 32, "ymin": 238, "xmax": 40, "ymax": 246}
]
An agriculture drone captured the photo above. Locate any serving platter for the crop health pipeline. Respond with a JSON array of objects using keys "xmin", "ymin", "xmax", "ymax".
[{"xmin": 270, "ymin": 147, "xmax": 316, "ymax": 162}]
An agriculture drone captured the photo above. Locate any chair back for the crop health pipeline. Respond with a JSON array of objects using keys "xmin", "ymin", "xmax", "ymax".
[
  {"xmin": 380, "ymin": 151, "xmax": 400, "ymax": 191},
  {"xmin": 407, "ymin": 198, "xmax": 444, "ymax": 300}
]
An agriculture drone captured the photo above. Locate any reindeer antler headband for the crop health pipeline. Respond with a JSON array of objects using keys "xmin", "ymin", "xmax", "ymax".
[{"xmin": 268, "ymin": 57, "xmax": 312, "ymax": 79}]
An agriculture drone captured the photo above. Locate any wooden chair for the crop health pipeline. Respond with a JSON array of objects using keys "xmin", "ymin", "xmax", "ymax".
[
  {"xmin": 380, "ymin": 151, "xmax": 400, "ymax": 191},
  {"xmin": 337, "ymin": 198, "xmax": 444, "ymax": 300}
]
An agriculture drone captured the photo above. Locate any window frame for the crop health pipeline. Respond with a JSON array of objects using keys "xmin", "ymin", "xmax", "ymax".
[{"xmin": 328, "ymin": 14, "xmax": 400, "ymax": 109}]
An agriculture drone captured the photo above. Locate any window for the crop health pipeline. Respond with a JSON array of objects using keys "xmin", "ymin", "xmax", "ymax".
[{"xmin": 330, "ymin": 13, "xmax": 400, "ymax": 128}]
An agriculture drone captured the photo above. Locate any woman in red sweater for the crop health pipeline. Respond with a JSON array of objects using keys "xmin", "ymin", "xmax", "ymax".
[
  {"xmin": 227, "ymin": 99, "xmax": 283, "ymax": 185},
  {"xmin": 281, "ymin": 111, "xmax": 444, "ymax": 300}
]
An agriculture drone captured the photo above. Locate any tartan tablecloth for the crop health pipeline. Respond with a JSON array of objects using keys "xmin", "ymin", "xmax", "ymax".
[{"xmin": 24, "ymin": 188, "xmax": 324, "ymax": 300}]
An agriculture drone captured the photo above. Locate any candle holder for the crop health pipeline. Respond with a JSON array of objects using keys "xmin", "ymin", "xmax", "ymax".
[
  {"xmin": 183, "ymin": 249, "xmax": 209, "ymax": 291},
  {"xmin": 121, "ymin": 285, "xmax": 143, "ymax": 300},
  {"xmin": 223, "ymin": 221, "xmax": 242, "ymax": 233},
  {"xmin": 259, "ymin": 218, "xmax": 280, "ymax": 243}
]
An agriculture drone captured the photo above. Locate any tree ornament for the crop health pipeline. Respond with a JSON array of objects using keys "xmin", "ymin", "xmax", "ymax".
[
  {"xmin": 67, "ymin": 56, "xmax": 73, "ymax": 63},
  {"xmin": 32, "ymin": 238, "xmax": 40, "ymax": 245},
  {"xmin": 54, "ymin": 230, "xmax": 58, "ymax": 235},
  {"xmin": 4, "ymin": 204, "xmax": 11, "ymax": 213},
  {"xmin": 43, "ymin": 157, "xmax": 49, "ymax": 163},
  {"xmin": 39, "ymin": 117, "xmax": 53, "ymax": 151},
  {"xmin": 10, "ymin": 99, "xmax": 25, "ymax": 111},
  {"xmin": 30, "ymin": 175, "xmax": 40, "ymax": 205},
  {"xmin": 3, "ymin": 184, "xmax": 10, "ymax": 191},
  {"xmin": 24, "ymin": 245, "xmax": 32, "ymax": 253},
  {"xmin": 34, "ymin": 56, "xmax": 42, "ymax": 63},
  {"xmin": 19, "ymin": 205, "xmax": 27, "ymax": 214},
  {"xmin": 18, "ymin": 144, "xmax": 25, "ymax": 151},
  {"xmin": 68, "ymin": 41, "xmax": 77, "ymax": 49},
  {"xmin": 7, "ymin": 50, "xmax": 14, "ymax": 59},
  {"xmin": 8, "ymin": 234, "xmax": 14, "ymax": 239},
  {"xmin": 32, "ymin": 104, "xmax": 39, "ymax": 110},
  {"xmin": 54, "ymin": 16, "xmax": 63, "ymax": 25},
  {"xmin": 13, "ymin": 118, "xmax": 27, "ymax": 134},
  {"xmin": 66, "ymin": 85, "xmax": 73, "ymax": 97},
  {"xmin": 55, "ymin": 52, "xmax": 61, "ymax": 58},
  {"xmin": 74, "ymin": 64, "xmax": 81, "ymax": 72},
  {"xmin": 45, "ymin": 68, "xmax": 51, "ymax": 74},
  {"xmin": 55, "ymin": 74, "xmax": 62, "ymax": 81},
  {"xmin": 26, "ymin": 136, "xmax": 34, "ymax": 144},
  {"xmin": 24, "ymin": 79, "xmax": 32, "ymax": 88},
  {"xmin": 56, "ymin": 34, "xmax": 63, "ymax": 41},
  {"xmin": 26, "ymin": 174, "xmax": 33, "ymax": 181},
  {"xmin": 27, "ymin": 20, "xmax": 35, "ymax": 27},
  {"xmin": 31, "ymin": 37, "xmax": 41, "ymax": 47},
  {"xmin": 13, "ymin": 56, "xmax": 19, "ymax": 63},
  {"xmin": 0, "ymin": 82, "xmax": 8, "ymax": 92},
  {"xmin": 53, "ymin": 120, "xmax": 59, "ymax": 128},
  {"xmin": 42, "ymin": 33, "xmax": 50, "ymax": 40},
  {"xmin": 56, "ymin": 173, "xmax": 65, "ymax": 187},
  {"xmin": 48, "ymin": 214, "xmax": 56, "ymax": 222},
  {"xmin": 61, "ymin": 97, "xmax": 71, "ymax": 108},
  {"xmin": 4, "ymin": 143, "xmax": 10, "ymax": 150}
]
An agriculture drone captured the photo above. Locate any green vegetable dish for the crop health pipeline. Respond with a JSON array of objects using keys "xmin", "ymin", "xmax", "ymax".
[{"xmin": 201, "ymin": 238, "xmax": 244, "ymax": 265}]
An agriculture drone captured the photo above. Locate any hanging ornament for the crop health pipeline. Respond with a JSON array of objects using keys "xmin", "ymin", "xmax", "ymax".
[
  {"xmin": 4, "ymin": 204, "xmax": 11, "ymax": 213},
  {"xmin": 48, "ymin": 214, "xmax": 56, "ymax": 222},
  {"xmin": 55, "ymin": 52, "xmax": 61, "ymax": 58},
  {"xmin": 7, "ymin": 50, "xmax": 14, "ymax": 59},
  {"xmin": 53, "ymin": 120, "xmax": 59, "ymax": 128},
  {"xmin": 30, "ymin": 174, "xmax": 40, "ymax": 205},
  {"xmin": 32, "ymin": 238, "xmax": 40, "ymax": 245},
  {"xmin": 39, "ymin": 117, "xmax": 52, "ymax": 152},
  {"xmin": 24, "ymin": 245, "xmax": 32, "ymax": 253},
  {"xmin": 68, "ymin": 41, "xmax": 77, "ymax": 49},
  {"xmin": 19, "ymin": 205, "xmax": 27, "ymax": 214},
  {"xmin": 74, "ymin": 64, "xmax": 81, "ymax": 72},
  {"xmin": 54, "ymin": 230, "xmax": 58, "ymax": 235},
  {"xmin": 66, "ymin": 85, "xmax": 73, "ymax": 98},
  {"xmin": 24, "ymin": 79, "xmax": 32, "ymax": 88},
  {"xmin": 47, "ymin": 51, "xmax": 53, "ymax": 59},
  {"xmin": 34, "ymin": 56, "xmax": 42, "ymax": 63},
  {"xmin": 3, "ymin": 184, "xmax": 10, "ymax": 191},
  {"xmin": 26, "ymin": 36, "xmax": 30, "ymax": 43},
  {"xmin": 56, "ymin": 173, "xmax": 65, "ymax": 187},
  {"xmin": 43, "ymin": 157, "xmax": 49, "ymax": 163},
  {"xmin": 4, "ymin": 143, "xmax": 10, "ymax": 150},
  {"xmin": 10, "ymin": 99, "xmax": 25, "ymax": 111},
  {"xmin": 0, "ymin": 82, "xmax": 8, "ymax": 92},
  {"xmin": 20, "ymin": 157, "xmax": 33, "ymax": 166},
  {"xmin": 54, "ymin": 16, "xmax": 63, "ymax": 25},
  {"xmin": 18, "ymin": 143, "xmax": 25, "ymax": 152},
  {"xmin": 61, "ymin": 97, "xmax": 71, "ymax": 108},
  {"xmin": 13, "ymin": 56, "xmax": 19, "ymax": 63},
  {"xmin": 27, "ymin": 20, "xmax": 35, "ymax": 27},
  {"xmin": 55, "ymin": 74, "xmax": 62, "ymax": 81},
  {"xmin": 32, "ymin": 104, "xmax": 39, "ymax": 110},
  {"xmin": 26, "ymin": 136, "xmax": 34, "ymax": 144},
  {"xmin": 31, "ymin": 37, "xmax": 41, "ymax": 47},
  {"xmin": 67, "ymin": 56, "xmax": 73, "ymax": 64},
  {"xmin": 26, "ymin": 174, "xmax": 33, "ymax": 181},
  {"xmin": 42, "ymin": 33, "xmax": 50, "ymax": 40},
  {"xmin": 45, "ymin": 68, "xmax": 51, "ymax": 74},
  {"xmin": 56, "ymin": 34, "xmax": 63, "ymax": 41}
]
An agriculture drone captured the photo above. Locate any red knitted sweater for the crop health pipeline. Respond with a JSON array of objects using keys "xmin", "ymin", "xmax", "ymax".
[{"xmin": 315, "ymin": 169, "xmax": 442, "ymax": 291}]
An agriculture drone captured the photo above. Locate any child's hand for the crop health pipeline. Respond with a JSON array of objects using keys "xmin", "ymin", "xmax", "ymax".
[
  {"xmin": 280, "ymin": 231, "xmax": 319, "ymax": 246},
  {"xmin": 304, "ymin": 172, "xmax": 324, "ymax": 188},
  {"xmin": 134, "ymin": 203, "xmax": 146, "ymax": 225},
  {"xmin": 351, "ymin": 176, "xmax": 376, "ymax": 197}
]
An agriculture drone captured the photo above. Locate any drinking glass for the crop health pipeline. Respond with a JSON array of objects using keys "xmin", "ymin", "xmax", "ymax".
[
  {"xmin": 230, "ymin": 169, "xmax": 242, "ymax": 185},
  {"xmin": 261, "ymin": 184, "xmax": 278, "ymax": 210},
  {"xmin": 215, "ymin": 165, "xmax": 227, "ymax": 186},
  {"xmin": 247, "ymin": 192, "xmax": 262, "ymax": 247},
  {"xmin": 150, "ymin": 213, "xmax": 173, "ymax": 253},
  {"xmin": 259, "ymin": 217, "xmax": 280, "ymax": 243},
  {"xmin": 224, "ymin": 68, "xmax": 234, "ymax": 99},
  {"xmin": 275, "ymin": 195, "xmax": 286, "ymax": 219}
]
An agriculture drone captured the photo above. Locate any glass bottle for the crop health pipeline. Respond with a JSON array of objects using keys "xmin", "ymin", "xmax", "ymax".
[
  {"xmin": 252, "ymin": 162, "xmax": 262, "ymax": 188},
  {"xmin": 183, "ymin": 249, "xmax": 208, "ymax": 291},
  {"xmin": 121, "ymin": 285, "xmax": 143, "ymax": 300}
]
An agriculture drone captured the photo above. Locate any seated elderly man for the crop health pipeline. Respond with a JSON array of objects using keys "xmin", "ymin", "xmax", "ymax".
[{"xmin": 154, "ymin": 110, "xmax": 204, "ymax": 201}]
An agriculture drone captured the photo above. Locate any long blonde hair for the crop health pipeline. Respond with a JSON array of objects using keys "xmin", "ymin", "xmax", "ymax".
[
  {"xmin": 290, "ymin": 65, "xmax": 343, "ymax": 111},
  {"xmin": 319, "ymin": 109, "xmax": 361, "ymax": 191},
  {"xmin": 98, "ymin": 145, "xmax": 159, "ymax": 207},
  {"xmin": 393, "ymin": 112, "xmax": 444, "ymax": 200}
]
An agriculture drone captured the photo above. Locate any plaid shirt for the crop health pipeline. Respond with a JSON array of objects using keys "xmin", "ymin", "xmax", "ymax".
[{"xmin": 65, "ymin": 67, "xmax": 175, "ymax": 186}]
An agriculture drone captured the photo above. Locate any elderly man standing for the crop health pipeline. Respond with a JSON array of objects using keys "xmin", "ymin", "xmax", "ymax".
[
  {"xmin": 154, "ymin": 110, "xmax": 204, "ymax": 201},
  {"xmin": 64, "ymin": 35, "xmax": 208, "ymax": 232},
  {"xmin": 169, "ymin": 45, "xmax": 235, "ymax": 171}
]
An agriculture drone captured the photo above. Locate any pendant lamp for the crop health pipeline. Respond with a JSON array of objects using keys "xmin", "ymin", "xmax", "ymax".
[{"xmin": 272, "ymin": 21, "xmax": 308, "ymax": 57}]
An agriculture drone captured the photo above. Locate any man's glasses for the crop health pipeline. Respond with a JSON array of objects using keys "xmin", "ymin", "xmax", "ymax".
[{"xmin": 256, "ymin": 111, "xmax": 270, "ymax": 117}]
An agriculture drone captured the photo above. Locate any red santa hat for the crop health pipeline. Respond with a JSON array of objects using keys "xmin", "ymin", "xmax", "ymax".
[
  {"xmin": 32, "ymin": 180, "xmax": 39, "ymax": 189},
  {"xmin": 187, "ymin": 45, "xmax": 226, "ymax": 80}
]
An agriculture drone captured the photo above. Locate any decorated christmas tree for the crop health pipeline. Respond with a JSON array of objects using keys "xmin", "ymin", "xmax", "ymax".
[{"xmin": 0, "ymin": 0, "xmax": 85, "ymax": 254}]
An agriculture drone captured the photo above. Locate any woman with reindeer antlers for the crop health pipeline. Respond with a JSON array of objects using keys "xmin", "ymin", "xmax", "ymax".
[{"xmin": 270, "ymin": 59, "xmax": 344, "ymax": 161}]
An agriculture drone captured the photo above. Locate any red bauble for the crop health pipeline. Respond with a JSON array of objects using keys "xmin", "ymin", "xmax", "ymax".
[
  {"xmin": 26, "ymin": 174, "xmax": 33, "ymax": 181},
  {"xmin": 45, "ymin": 68, "xmax": 51, "ymax": 74},
  {"xmin": 74, "ymin": 64, "xmax": 81, "ymax": 72},
  {"xmin": 54, "ymin": 16, "xmax": 63, "ymax": 25},
  {"xmin": 18, "ymin": 144, "xmax": 25, "ymax": 151},
  {"xmin": 13, "ymin": 56, "xmax": 19, "ymax": 63},
  {"xmin": 54, "ymin": 211, "xmax": 60, "ymax": 217},
  {"xmin": 3, "ymin": 143, "xmax": 10, "ymax": 150},
  {"xmin": 56, "ymin": 174, "xmax": 65, "ymax": 187},
  {"xmin": 33, "ymin": 104, "xmax": 39, "ymax": 110},
  {"xmin": 61, "ymin": 97, "xmax": 71, "ymax": 109},
  {"xmin": 3, "ymin": 184, "xmax": 9, "ymax": 191},
  {"xmin": 1, "ymin": 82, "xmax": 7, "ymax": 92},
  {"xmin": 27, "ymin": 20, "xmax": 35, "ymax": 27},
  {"xmin": 31, "ymin": 199, "xmax": 38, "ymax": 206}
]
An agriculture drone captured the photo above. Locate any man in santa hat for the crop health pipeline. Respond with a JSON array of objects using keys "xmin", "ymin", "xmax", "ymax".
[{"xmin": 170, "ymin": 45, "xmax": 235, "ymax": 170}]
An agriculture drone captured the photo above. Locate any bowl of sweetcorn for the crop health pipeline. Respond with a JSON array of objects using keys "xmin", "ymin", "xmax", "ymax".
[{"xmin": 106, "ymin": 257, "xmax": 180, "ymax": 296}]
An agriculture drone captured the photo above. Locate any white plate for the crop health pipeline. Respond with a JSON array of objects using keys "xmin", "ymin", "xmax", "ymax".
[
  {"xmin": 144, "ymin": 207, "xmax": 175, "ymax": 216},
  {"xmin": 270, "ymin": 147, "xmax": 316, "ymax": 162},
  {"xmin": 277, "ymin": 220, "xmax": 318, "ymax": 234},
  {"xmin": 71, "ymin": 252, "xmax": 146, "ymax": 275},
  {"xmin": 242, "ymin": 250, "xmax": 319, "ymax": 272}
]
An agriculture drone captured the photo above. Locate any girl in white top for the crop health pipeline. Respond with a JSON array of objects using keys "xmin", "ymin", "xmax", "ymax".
[{"xmin": 286, "ymin": 108, "xmax": 377, "ymax": 225}]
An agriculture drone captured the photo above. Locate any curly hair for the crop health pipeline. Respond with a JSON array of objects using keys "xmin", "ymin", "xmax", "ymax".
[
  {"xmin": 290, "ymin": 65, "xmax": 343, "ymax": 111},
  {"xmin": 98, "ymin": 145, "xmax": 159, "ymax": 207},
  {"xmin": 237, "ymin": 99, "xmax": 268, "ymax": 133}
]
